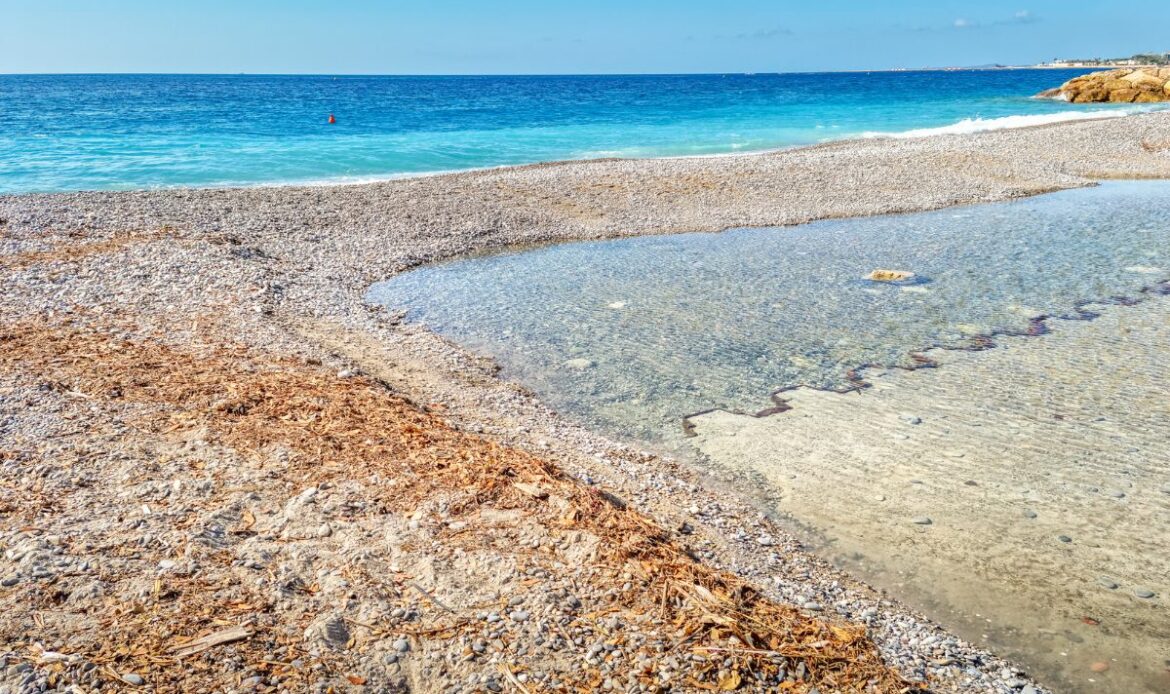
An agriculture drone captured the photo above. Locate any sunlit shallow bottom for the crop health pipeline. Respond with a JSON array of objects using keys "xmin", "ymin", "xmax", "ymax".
[{"xmin": 368, "ymin": 181, "xmax": 1170, "ymax": 693}]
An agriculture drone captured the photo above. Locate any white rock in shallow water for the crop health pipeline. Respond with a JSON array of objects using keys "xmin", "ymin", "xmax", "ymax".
[
  {"xmin": 607, "ymin": 301, "xmax": 626, "ymax": 309},
  {"xmin": 1124, "ymin": 266, "xmax": 1163, "ymax": 274},
  {"xmin": 563, "ymin": 358, "xmax": 594, "ymax": 370}
]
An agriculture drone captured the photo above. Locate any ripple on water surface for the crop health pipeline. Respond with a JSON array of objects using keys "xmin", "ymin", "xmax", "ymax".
[{"xmin": 367, "ymin": 181, "xmax": 1170, "ymax": 444}]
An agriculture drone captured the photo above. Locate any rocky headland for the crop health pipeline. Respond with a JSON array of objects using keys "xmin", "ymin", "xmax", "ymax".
[{"xmin": 1040, "ymin": 67, "xmax": 1170, "ymax": 103}]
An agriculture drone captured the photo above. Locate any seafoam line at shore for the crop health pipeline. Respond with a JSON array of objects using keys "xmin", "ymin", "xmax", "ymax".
[{"xmin": 861, "ymin": 106, "xmax": 1169, "ymax": 139}]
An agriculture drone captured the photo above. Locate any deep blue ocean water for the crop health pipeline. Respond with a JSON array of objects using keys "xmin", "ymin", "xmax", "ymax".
[{"xmin": 0, "ymin": 70, "xmax": 1161, "ymax": 194}]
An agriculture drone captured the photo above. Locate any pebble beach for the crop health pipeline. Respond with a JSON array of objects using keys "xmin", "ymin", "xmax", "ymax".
[{"xmin": 1, "ymin": 111, "xmax": 1170, "ymax": 693}]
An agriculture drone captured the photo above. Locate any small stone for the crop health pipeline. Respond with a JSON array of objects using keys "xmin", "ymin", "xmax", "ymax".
[
  {"xmin": 1097, "ymin": 577, "xmax": 1119, "ymax": 590},
  {"xmin": 0, "ymin": 575, "xmax": 19, "ymax": 587},
  {"xmin": 511, "ymin": 610, "xmax": 530, "ymax": 621},
  {"xmin": 901, "ymin": 414, "xmax": 923, "ymax": 425},
  {"xmin": 911, "ymin": 516, "xmax": 932, "ymax": 525},
  {"xmin": 1089, "ymin": 662, "xmax": 1109, "ymax": 673},
  {"xmin": 394, "ymin": 638, "xmax": 411, "ymax": 652},
  {"xmin": 121, "ymin": 673, "xmax": 145, "ymax": 686},
  {"xmin": 337, "ymin": 369, "xmax": 356, "ymax": 379},
  {"xmin": 383, "ymin": 653, "xmax": 398, "ymax": 665},
  {"xmin": 563, "ymin": 358, "xmax": 594, "ymax": 371},
  {"xmin": 1057, "ymin": 535, "xmax": 1072, "ymax": 543},
  {"xmin": 1023, "ymin": 509, "xmax": 1037, "ymax": 519},
  {"xmin": 867, "ymin": 269, "xmax": 916, "ymax": 283},
  {"xmin": 1133, "ymin": 587, "xmax": 1156, "ymax": 599},
  {"xmin": 802, "ymin": 601, "xmax": 822, "ymax": 611}
]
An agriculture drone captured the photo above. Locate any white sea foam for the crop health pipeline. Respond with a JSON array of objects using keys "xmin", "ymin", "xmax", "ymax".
[{"xmin": 862, "ymin": 107, "xmax": 1165, "ymax": 139}]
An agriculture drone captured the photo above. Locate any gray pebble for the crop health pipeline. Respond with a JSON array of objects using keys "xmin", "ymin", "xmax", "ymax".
[
  {"xmin": 0, "ymin": 575, "xmax": 19, "ymax": 587},
  {"xmin": 121, "ymin": 673, "xmax": 145, "ymax": 686},
  {"xmin": 511, "ymin": 609, "xmax": 530, "ymax": 621},
  {"xmin": 394, "ymin": 638, "xmax": 411, "ymax": 652},
  {"xmin": 1097, "ymin": 577, "xmax": 1119, "ymax": 590},
  {"xmin": 911, "ymin": 516, "xmax": 932, "ymax": 525},
  {"xmin": 1022, "ymin": 509, "xmax": 1037, "ymax": 519},
  {"xmin": 1133, "ymin": 587, "xmax": 1156, "ymax": 599},
  {"xmin": 1057, "ymin": 535, "xmax": 1072, "ymax": 543}
]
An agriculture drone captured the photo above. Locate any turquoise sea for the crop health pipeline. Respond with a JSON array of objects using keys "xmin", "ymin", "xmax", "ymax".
[{"xmin": 0, "ymin": 70, "xmax": 1162, "ymax": 194}]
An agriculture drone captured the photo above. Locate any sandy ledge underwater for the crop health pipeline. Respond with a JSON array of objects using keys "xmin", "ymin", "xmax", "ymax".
[{"xmin": 1, "ymin": 111, "xmax": 1170, "ymax": 693}]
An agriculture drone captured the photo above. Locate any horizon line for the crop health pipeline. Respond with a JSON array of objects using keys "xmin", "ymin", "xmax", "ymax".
[{"xmin": 0, "ymin": 65, "xmax": 1094, "ymax": 78}]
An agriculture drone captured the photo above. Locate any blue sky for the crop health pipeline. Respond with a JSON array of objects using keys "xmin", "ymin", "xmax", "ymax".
[{"xmin": 1, "ymin": 1, "xmax": 1166, "ymax": 74}]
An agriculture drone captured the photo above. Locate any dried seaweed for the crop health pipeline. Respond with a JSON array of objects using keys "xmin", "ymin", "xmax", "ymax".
[{"xmin": 0, "ymin": 317, "xmax": 918, "ymax": 692}]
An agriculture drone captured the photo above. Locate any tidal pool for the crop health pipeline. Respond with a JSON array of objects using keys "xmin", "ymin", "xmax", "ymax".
[
  {"xmin": 368, "ymin": 181, "xmax": 1170, "ymax": 446},
  {"xmin": 369, "ymin": 180, "xmax": 1170, "ymax": 693}
]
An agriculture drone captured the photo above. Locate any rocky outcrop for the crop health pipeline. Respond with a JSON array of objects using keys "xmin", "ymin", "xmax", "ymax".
[{"xmin": 1039, "ymin": 67, "xmax": 1170, "ymax": 103}]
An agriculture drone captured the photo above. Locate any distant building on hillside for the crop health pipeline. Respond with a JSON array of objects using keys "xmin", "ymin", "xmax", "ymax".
[{"xmin": 1041, "ymin": 52, "xmax": 1169, "ymax": 68}]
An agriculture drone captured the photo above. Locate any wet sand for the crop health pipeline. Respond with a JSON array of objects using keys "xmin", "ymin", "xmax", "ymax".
[{"xmin": 689, "ymin": 293, "xmax": 1170, "ymax": 693}]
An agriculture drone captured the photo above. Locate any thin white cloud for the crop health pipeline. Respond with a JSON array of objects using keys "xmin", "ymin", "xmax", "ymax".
[
  {"xmin": 733, "ymin": 27, "xmax": 794, "ymax": 40},
  {"xmin": 950, "ymin": 10, "xmax": 1038, "ymax": 30}
]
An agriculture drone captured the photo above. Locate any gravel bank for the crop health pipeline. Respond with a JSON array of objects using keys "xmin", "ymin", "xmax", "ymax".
[{"xmin": 1, "ymin": 112, "xmax": 1169, "ymax": 693}]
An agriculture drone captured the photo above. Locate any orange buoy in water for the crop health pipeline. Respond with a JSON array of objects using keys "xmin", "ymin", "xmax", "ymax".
[{"xmin": 328, "ymin": 113, "xmax": 336, "ymax": 124}]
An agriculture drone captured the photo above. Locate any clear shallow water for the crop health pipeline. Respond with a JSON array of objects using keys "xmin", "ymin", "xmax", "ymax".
[
  {"xmin": 368, "ymin": 181, "xmax": 1170, "ymax": 443},
  {"xmin": 0, "ymin": 71, "xmax": 1160, "ymax": 193}
]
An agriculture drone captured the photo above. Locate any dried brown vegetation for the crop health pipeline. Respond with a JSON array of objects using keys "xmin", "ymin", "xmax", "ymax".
[{"xmin": 0, "ymin": 317, "xmax": 913, "ymax": 692}]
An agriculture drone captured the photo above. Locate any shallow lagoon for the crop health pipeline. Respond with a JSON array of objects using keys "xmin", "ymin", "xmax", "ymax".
[
  {"xmin": 368, "ymin": 181, "xmax": 1170, "ymax": 445},
  {"xmin": 369, "ymin": 180, "xmax": 1170, "ymax": 693}
]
